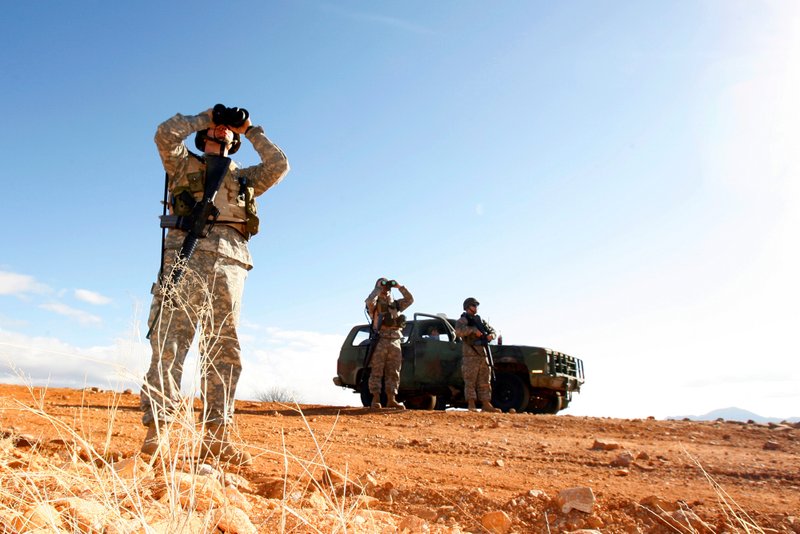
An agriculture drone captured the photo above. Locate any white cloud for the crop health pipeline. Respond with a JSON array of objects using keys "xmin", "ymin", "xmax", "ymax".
[
  {"xmin": 1, "ymin": 317, "xmax": 796, "ymax": 420},
  {"xmin": 75, "ymin": 289, "xmax": 112, "ymax": 306},
  {"xmin": 0, "ymin": 329, "xmax": 146, "ymax": 392},
  {"xmin": 40, "ymin": 303, "xmax": 102, "ymax": 325},
  {"xmin": 0, "ymin": 270, "xmax": 48, "ymax": 296},
  {"xmin": 0, "ymin": 323, "xmax": 359, "ymax": 410},
  {"xmin": 236, "ymin": 326, "xmax": 358, "ymax": 407}
]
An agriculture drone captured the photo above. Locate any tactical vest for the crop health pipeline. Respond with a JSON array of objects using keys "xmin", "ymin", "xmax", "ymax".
[
  {"xmin": 377, "ymin": 299, "xmax": 406, "ymax": 329},
  {"xmin": 169, "ymin": 154, "xmax": 260, "ymax": 238}
]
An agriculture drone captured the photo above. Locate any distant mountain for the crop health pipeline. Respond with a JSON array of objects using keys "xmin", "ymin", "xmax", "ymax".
[{"xmin": 668, "ymin": 407, "xmax": 800, "ymax": 424}]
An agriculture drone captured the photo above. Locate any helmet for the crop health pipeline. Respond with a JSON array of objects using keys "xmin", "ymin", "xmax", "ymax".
[
  {"xmin": 194, "ymin": 128, "xmax": 242, "ymax": 155},
  {"xmin": 463, "ymin": 297, "xmax": 480, "ymax": 310}
]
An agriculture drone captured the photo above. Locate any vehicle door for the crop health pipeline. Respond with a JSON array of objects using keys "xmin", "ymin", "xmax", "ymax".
[
  {"xmin": 398, "ymin": 321, "xmax": 417, "ymax": 388},
  {"xmin": 412, "ymin": 317, "xmax": 462, "ymax": 387}
]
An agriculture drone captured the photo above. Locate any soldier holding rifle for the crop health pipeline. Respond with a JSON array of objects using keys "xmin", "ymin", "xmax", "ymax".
[
  {"xmin": 455, "ymin": 297, "xmax": 501, "ymax": 413},
  {"xmin": 140, "ymin": 104, "xmax": 289, "ymax": 465}
]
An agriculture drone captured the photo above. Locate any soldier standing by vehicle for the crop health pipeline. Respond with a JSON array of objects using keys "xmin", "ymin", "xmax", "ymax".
[
  {"xmin": 140, "ymin": 104, "xmax": 289, "ymax": 465},
  {"xmin": 365, "ymin": 278, "xmax": 414, "ymax": 409},
  {"xmin": 455, "ymin": 297, "xmax": 501, "ymax": 413}
]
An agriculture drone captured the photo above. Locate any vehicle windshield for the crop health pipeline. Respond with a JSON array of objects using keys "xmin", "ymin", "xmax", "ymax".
[{"xmin": 412, "ymin": 319, "xmax": 455, "ymax": 342}]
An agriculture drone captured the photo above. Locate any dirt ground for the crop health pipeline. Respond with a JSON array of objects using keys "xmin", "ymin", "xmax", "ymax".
[{"xmin": 0, "ymin": 384, "xmax": 798, "ymax": 533}]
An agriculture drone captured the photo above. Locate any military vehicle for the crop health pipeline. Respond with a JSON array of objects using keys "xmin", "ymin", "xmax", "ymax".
[{"xmin": 333, "ymin": 313, "xmax": 585, "ymax": 413}]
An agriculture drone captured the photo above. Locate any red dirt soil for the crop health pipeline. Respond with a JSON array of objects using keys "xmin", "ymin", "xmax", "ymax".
[{"xmin": 0, "ymin": 385, "xmax": 798, "ymax": 533}]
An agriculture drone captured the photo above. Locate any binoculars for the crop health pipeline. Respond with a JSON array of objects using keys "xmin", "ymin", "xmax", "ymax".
[
  {"xmin": 380, "ymin": 279, "xmax": 398, "ymax": 288},
  {"xmin": 212, "ymin": 103, "xmax": 249, "ymax": 128}
]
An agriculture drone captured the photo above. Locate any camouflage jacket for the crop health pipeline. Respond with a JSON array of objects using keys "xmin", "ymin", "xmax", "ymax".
[
  {"xmin": 155, "ymin": 111, "xmax": 290, "ymax": 269},
  {"xmin": 455, "ymin": 312, "xmax": 496, "ymax": 358},
  {"xmin": 365, "ymin": 286, "xmax": 414, "ymax": 339}
]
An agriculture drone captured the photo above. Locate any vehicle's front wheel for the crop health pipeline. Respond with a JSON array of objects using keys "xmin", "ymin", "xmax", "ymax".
[
  {"xmin": 527, "ymin": 392, "xmax": 562, "ymax": 414},
  {"xmin": 491, "ymin": 373, "xmax": 530, "ymax": 413},
  {"xmin": 404, "ymin": 394, "xmax": 437, "ymax": 411}
]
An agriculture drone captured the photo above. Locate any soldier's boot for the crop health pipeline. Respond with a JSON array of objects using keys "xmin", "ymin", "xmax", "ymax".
[
  {"xmin": 467, "ymin": 400, "xmax": 478, "ymax": 412},
  {"xmin": 482, "ymin": 401, "xmax": 502, "ymax": 413},
  {"xmin": 201, "ymin": 423, "xmax": 253, "ymax": 467},
  {"xmin": 140, "ymin": 422, "xmax": 163, "ymax": 456},
  {"xmin": 386, "ymin": 393, "xmax": 405, "ymax": 410},
  {"xmin": 371, "ymin": 393, "xmax": 383, "ymax": 409}
]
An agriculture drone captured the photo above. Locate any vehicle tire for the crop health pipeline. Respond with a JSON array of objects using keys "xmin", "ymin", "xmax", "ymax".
[
  {"xmin": 404, "ymin": 394, "xmax": 436, "ymax": 411},
  {"xmin": 527, "ymin": 392, "xmax": 562, "ymax": 414},
  {"xmin": 359, "ymin": 371, "xmax": 387, "ymax": 407},
  {"xmin": 491, "ymin": 373, "xmax": 530, "ymax": 413}
]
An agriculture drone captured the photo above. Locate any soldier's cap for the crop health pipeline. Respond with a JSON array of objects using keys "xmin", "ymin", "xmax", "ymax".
[{"xmin": 463, "ymin": 297, "xmax": 480, "ymax": 310}]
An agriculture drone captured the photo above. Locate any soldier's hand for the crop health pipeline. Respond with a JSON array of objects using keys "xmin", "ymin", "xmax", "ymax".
[
  {"xmin": 230, "ymin": 118, "xmax": 252, "ymax": 134},
  {"xmin": 486, "ymin": 334, "xmax": 495, "ymax": 342}
]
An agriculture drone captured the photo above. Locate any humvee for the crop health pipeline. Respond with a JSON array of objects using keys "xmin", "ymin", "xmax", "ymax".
[{"xmin": 332, "ymin": 313, "xmax": 585, "ymax": 413}]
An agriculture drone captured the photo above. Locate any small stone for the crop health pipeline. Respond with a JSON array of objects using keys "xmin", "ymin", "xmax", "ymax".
[
  {"xmin": 480, "ymin": 510, "xmax": 512, "ymax": 534},
  {"xmin": 224, "ymin": 486, "xmax": 253, "ymax": 512},
  {"xmin": 213, "ymin": 506, "xmax": 257, "ymax": 534},
  {"xmin": 398, "ymin": 515, "xmax": 427, "ymax": 533},
  {"xmin": 112, "ymin": 457, "xmax": 152, "ymax": 479},
  {"xmin": 591, "ymin": 438, "xmax": 620, "ymax": 451},
  {"xmin": 354, "ymin": 495, "xmax": 380, "ymax": 508},
  {"xmin": 306, "ymin": 491, "xmax": 329, "ymax": 511},
  {"xmin": 557, "ymin": 487, "xmax": 595, "ymax": 514},
  {"xmin": 495, "ymin": 459, "xmax": 505, "ymax": 467},
  {"xmin": 640, "ymin": 495, "xmax": 679, "ymax": 512},
  {"xmin": 763, "ymin": 440, "xmax": 781, "ymax": 451},
  {"xmin": 60, "ymin": 497, "xmax": 107, "ymax": 533},
  {"xmin": 610, "ymin": 451, "xmax": 634, "ymax": 467},
  {"xmin": 12, "ymin": 504, "xmax": 62, "ymax": 532},
  {"xmin": 196, "ymin": 464, "xmax": 217, "ymax": 477},
  {"xmin": 528, "ymin": 489, "xmax": 548, "ymax": 499}
]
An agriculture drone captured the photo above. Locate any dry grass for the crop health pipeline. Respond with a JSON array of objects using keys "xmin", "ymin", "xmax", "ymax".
[
  {"xmin": 0, "ymin": 263, "xmax": 386, "ymax": 533},
  {"xmin": 636, "ymin": 448, "xmax": 766, "ymax": 534},
  {"xmin": 0, "ymin": 383, "xmax": 386, "ymax": 533}
]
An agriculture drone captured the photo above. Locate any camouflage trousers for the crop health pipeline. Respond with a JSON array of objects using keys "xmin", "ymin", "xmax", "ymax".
[
  {"xmin": 141, "ymin": 251, "xmax": 247, "ymax": 427},
  {"xmin": 462, "ymin": 349, "xmax": 492, "ymax": 402},
  {"xmin": 368, "ymin": 334, "xmax": 402, "ymax": 395}
]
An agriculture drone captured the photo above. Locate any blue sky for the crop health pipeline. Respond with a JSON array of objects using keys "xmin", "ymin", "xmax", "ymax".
[{"xmin": 1, "ymin": 1, "xmax": 797, "ymax": 419}]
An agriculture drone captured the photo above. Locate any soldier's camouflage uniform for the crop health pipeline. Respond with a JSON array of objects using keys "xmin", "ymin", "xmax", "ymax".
[
  {"xmin": 141, "ymin": 111, "xmax": 289, "ymax": 427},
  {"xmin": 365, "ymin": 283, "xmax": 414, "ymax": 396},
  {"xmin": 455, "ymin": 312, "xmax": 496, "ymax": 404}
]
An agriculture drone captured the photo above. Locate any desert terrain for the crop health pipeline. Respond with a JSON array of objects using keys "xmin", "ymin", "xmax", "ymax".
[{"xmin": 0, "ymin": 384, "xmax": 798, "ymax": 533}]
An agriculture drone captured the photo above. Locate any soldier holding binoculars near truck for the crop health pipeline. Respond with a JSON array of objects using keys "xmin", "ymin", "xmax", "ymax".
[
  {"xmin": 365, "ymin": 278, "xmax": 414, "ymax": 409},
  {"xmin": 140, "ymin": 103, "xmax": 289, "ymax": 465}
]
